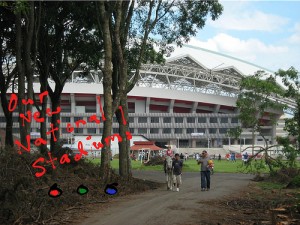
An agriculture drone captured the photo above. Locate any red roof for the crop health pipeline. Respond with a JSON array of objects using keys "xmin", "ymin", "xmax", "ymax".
[{"xmin": 130, "ymin": 141, "xmax": 162, "ymax": 151}]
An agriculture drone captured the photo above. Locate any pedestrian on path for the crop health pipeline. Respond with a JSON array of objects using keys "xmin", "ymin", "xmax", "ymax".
[
  {"xmin": 164, "ymin": 147, "xmax": 174, "ymax": 190},
  {"xmin": 197, "ymin": 150, "xmax": 211, "ymax": 191},
  {"xmin": 172, "ymin": 153, "xmax": 183, "ymax": 192}
]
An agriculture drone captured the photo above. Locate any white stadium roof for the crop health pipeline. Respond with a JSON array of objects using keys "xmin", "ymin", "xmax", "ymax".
[{"xmin": 166, "ymin": 44, "xmax": 275, "ymax": 76}]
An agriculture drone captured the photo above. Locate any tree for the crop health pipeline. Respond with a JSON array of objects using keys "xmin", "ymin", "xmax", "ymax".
[
  {"xmin": 15, "ymin": 1, "xmax": 39, "ymax": 148},
  {"xmin": 36, "ymin": 1, "xmax": 102, "ymax": 153},
  {"xmin": 236, "ymin": 71, "xmax": 286, "ymax": 173},
  {"xmin": 95, "ymin": 0, "xmax": 223, "ymax": 180},
  {"xmin": 276, "ymin": 67, "xmax": 300, "ymax": 168},
  {"xmin": 0, "ymin": 2, "xmax": 16, "ymax": 147},
  {"xmin": 227, "ymin": 127, "xmax": 242, "ymax": 146}
]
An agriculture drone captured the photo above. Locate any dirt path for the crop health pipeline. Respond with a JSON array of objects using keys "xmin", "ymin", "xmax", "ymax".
[{"xmin": 79, "ymin": 171, "xmax": 254, "ymax": 225}]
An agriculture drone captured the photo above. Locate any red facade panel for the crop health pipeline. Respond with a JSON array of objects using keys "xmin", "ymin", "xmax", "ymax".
[
  {"xmin": 173, "ymin": 106, "xmax": 190, "ymax": 113},
  {"xmin": 149, "ymin": 104, "xmax": 168, "ymax": 112}
]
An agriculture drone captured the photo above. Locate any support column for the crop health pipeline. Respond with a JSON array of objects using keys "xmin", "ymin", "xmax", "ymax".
[
  {"xmin": 169, "ymin": 99, "xmax": 175, "ymax": 113},
  {"xmin": 71, "ymin": 93, "xmax": 76, "ymax": 114},
  {"xmin": 192, "ymin": 139, "xmax": 196, "ymax": 148},
  {"xmin": 190, "ymin": 102, "xmax": 198, "ymax": 113},
  {"xmin": 214, "ymin": 104, "xmax": 220, "ymax": 113},
  {"xmin": 146, "ymin": 97, "xmax": 150, "ymax": 113}
]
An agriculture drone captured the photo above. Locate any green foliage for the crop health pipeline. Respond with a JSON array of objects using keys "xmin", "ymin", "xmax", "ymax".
[
  {"xmin": 290, "ymin": 175, "xmax": 300, "ymax": 187},
  {"xmin": 257, "ymin": 182, "xmax": 286, "ymax": 190},
  {"xmin": 237, "ymin": 71, "xmax": 286, "ymax": 131},
  {"xmin": 227, "ymin": 127, "xmax": 242, "ymax": 140},
  {"xmin": 277, "ymin": 136, "xmax": 298, "ymax": 168}
]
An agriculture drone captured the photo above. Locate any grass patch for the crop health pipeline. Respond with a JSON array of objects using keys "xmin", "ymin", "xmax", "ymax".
[
  {"xmin": 257, "ymin": 182, "xmax": 286, "ymax": 190},
  {"xmin": 89, "ymin": 158, "xmax": 253, "ymax": 173}
]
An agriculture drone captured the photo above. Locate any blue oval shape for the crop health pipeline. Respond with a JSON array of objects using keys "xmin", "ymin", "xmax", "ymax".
[{"xmin": 105, "ymin": 187, "xmax": 117, "ymax": 195}]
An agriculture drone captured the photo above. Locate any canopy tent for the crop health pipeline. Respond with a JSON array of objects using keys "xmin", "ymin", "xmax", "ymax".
[{"xmin": 130, "ymin": 141, "xmax": 162, "ymax": 162}]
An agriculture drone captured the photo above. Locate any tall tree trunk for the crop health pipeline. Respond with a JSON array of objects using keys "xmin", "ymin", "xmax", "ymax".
[
  {"xmin": 49, "ymin": 93, "xmax": 61, "ymax": 154},
  {"xmin": 39, "ymin": 93, "xmax": 48, "ymax": 154},
  {"xmin": 24, "ymin": 1, "xmax": 35, "ymax": 136},
  {"xmin": 97, "ymin": 2, "xmax": 113, "ymax": 182},
  {"xmin": 0, "ymin": 88, "xmax": 14, "ymax": 147},
  {"xmin": 16, "ymin": 12, "xmax": 27, "ymax": 146},
  {"xmin": 0, "ymin": 66, "xmax": 14, "ymax": 148},
  {"xmin": 116, "ymin": 95, "xmax": 132, "ymax": 179}
]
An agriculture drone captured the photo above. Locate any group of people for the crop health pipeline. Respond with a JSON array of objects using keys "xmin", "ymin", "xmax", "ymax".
[{"xmin": 163, "ymin": 147, "xmax": 213, "ymax": 192}]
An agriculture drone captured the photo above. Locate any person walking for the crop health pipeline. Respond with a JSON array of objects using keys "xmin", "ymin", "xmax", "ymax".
[
  {"xmin": 197, "ymin": 150, "xmax": 211, "ymax": 191},
  {"xmin": 172, "ymin": 153, "xmax": 183, "ymax": 192},
  {"xmin": 164, "ymin": 148, "xmax": 174, "ymax": 191},
  {"xmin": 218, "ymin": 154, "xmax": 221, "ymax": 161}
]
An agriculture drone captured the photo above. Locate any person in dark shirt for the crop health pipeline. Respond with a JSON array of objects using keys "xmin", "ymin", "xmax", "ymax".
[
  {"xmin": 218, "ymin": 154, "xmax": 221, "ymax": 161},
  {"xmin": 172, "ymin": 153, "xmax": 183, "ymax": 192},
  {"xmin": 180, "ymin": 153, "xmax": 184, "ymax": 161}
]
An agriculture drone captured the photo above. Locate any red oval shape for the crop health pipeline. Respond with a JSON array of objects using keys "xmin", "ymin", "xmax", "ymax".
[{"xmin": 50, "ymin": 189, "xmax": 59, "ymax": 196}]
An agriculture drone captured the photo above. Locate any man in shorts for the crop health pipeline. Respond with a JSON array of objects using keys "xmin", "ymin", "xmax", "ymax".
[{"xmin": 172, "ymin": 153, "xmax": 183, "ymax": 192}]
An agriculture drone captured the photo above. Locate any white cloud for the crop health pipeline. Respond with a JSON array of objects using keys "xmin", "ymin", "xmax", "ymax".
[
  {"xmin": 288, "ymin": 22, "xmax": 300, "ymax": 44},
  {"xmin": 189, "ymin": 34, "xmax": 288, "ymax": 62},
  {"xmin": 209, "ymin": 4, "xmax": 289, "ymax": 32}
]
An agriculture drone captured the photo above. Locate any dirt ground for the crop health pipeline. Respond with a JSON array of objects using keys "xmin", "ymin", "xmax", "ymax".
[
  {"xmin": 73, "ymin": 171, "xmax": 299, "ymax": 225},
  {"xmin": 2, "ymin": 150, "xmax": 299, "ymax": 225}
]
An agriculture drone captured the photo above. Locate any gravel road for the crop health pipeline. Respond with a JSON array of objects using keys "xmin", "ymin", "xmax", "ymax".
[{"xmin": 79, "ymin": 171, "xmax": 254, "ymax": 225}]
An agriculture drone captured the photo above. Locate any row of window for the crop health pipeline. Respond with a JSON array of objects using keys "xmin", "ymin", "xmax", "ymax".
[
  {"xmin": 0, "ymin": 116, "xmax": 238, "ymax": 124},
  {"xmin": 137, "ymin": 117, "xmax": 238, "ymax": 123},
  {"xmin": 57, "ymin": 128, "xmax": 236, "ymax": 135},
  {"xmin": 133, "ymin": 128, "xmax": 231, "ymax": 134}
]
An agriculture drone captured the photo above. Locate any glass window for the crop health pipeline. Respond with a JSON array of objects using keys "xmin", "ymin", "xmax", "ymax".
[
  {"xmin": 88, "ymin": 128, "xmax": 97, "ymax": 134},
  {"xmin": 112, "ymin": 128, "xmax": 119, "ymax": 134},
  {"xmin": 12, "ymin": 117, "xmax": 19, "ymax": 122},
  {"xmin": 61, "ymin": 117, "xmax": 71, "ymax": 123},
  {"xmin": 198, "ymin": 117, "xmax": 206, "ymax": 123},
  {"xmin": 113, "ymin": 117, "xmax": 118, "ymax": 123},
  {"xmin": 74, "ymin": 128, "xmax": 83, "ymax": 133},
  {"xmin": 150, "ymin": 128, "xmax": 159, "ymax": 134},
  {"xmin": 175, "ymin": 128, "xmax": 183, "ymax": 134},
  {"xmin": 129, "ymin": 117, "xmax": 134, "ymax": 123},
  {"xmin": 129, "ymin": 128, "xmax": 135, "ymax": 134},
  {"xmin": 138, "ymin": 117, "xmax": 147, "ymax": 123},
  {"xmin": 187, "ymin": 117, "xmax": 195, "ymax": 123},
  {"xmin": 231, "ymin": 118, "xmax": 239, "ymax": 123},
  {"xmin": 12, "ymin": 128, "xmax": 19, "ymax": 133},
  {"xmin": 219, "ymin": 128, "xmax": 228, "ymax": 134},
  {"xmin": 209, "ymin": 117, "xmax": 218, "ymax": 123},
  {"xmin": 186, "ymin": 128, "xmax": 194, "ymax": 134},
  {"xmin": 163, "ymin": 128, "xmax": 171, "ymax": 134},
  {"xmin": 209, "ymin": 128, "xmax": 217, "ymax": 134},
  {"xmin": 138, "ymin": 128, "xmax": 147, "ymax": 134},
  {"xmin": 220, "ymin": 118, "xmax": 228, "ymax": 123},
  {"xmin": 175, "ymin": 117, "xmax": 183, "ymax": 123},
  {"xmin": 74, "ymin": 116, "xmax": 83, "ymax": 122},
  {"xmin": 61, "ymin": 128, "xmax": 67, "ymax": 133},
  {"xmin": 163, "ymin": 117, "xmax": 171, "ymax": 123},
  {"xmin": 0, "ymin": 117, "xmax": 6, "ymax": 122},
  {"xmin": 151, "ymin": 117, "xmax": 159, "ymax": 123},
  {"xmin": 197, "ymin": 128, "xmax": 205, "ymax": 134}
]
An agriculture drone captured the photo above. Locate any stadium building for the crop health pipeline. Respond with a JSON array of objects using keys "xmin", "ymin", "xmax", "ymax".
[{"xmin": 1, "ymin": 45, "xmax": 293, "ymax": 151}]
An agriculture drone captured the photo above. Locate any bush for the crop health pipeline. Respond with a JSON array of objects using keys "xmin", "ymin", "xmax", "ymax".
[
  {"xmin": 144, "ymin": 156, "xmax": 164, "ymax": 166},
  {"xmin": 288, "ymin": 175, "xmax": 300, "ymax": 188}
]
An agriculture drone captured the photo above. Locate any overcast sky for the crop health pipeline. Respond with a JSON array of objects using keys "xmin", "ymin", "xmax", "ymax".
[{"xmin": 187, "ymin": 0, "xmax": 300, "ymax": 72}]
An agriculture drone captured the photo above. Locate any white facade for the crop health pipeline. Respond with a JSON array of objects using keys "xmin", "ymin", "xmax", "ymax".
[{"xmin": 1, "ymin": 52, "xmax": 287, "ymax": 150}]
